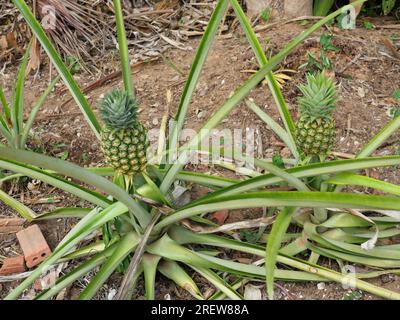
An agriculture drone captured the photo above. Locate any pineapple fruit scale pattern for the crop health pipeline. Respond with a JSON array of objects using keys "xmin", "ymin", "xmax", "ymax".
[
  {"xmin": 295, "ymin": 72, "xmax": 338, "ymax": 157},
  {"xmin": 99, "ymin": 90, "xmax": 149, "ymax": 176}
]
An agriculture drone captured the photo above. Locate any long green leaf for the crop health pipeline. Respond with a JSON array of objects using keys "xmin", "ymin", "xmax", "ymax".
[
  {"xmin": 326, "ymin": 172, "xmax": 400, "ymax": 196},
  {"xmin": 246, "ymin": 100, "xmax": 296, "ymax": 155},
  {"xmin": 59, "ymin": 240, "xmax": 108, "ymax": 262},
  {"xmin": 189, "ymin": 156, "xmax": 400, "ymax": 206},
  {"xmin": 0, "ymin": 86, "xmax": 13, "ymax": 143},
  {"xmin": 91, "ymin": 165, "xmax": 239, "ymax": 189},
  {"xmin": 0, "ymin": 188, "xmax": 37, "ymax": 221},
  {"xmin": 0, "ymin": 85, "xmax": 11, "ymax": 121},
  {"xmin": 0, "ymin": 158, "xmax": 110, "ymax": 208},
  {"xmin": 167, "ymin": 0, "xmax": 230, "ymax": 164},
  {"xmin": 160, "ymin": 0, "xmax": 367, "ymax": 193},
  {"xmin": 189, "ymin": 265, "xmax": 243, "ymax": 300},
  {"xmin": 21, "ymin": 74, "xmax": 62, "ymax": 147},
  {"xmin": 231, "ymin": 0, "xmax": 299, "ymax": 159},
  {"xmin": 11, "ymin": 42, "xmax": 31, "ymax": 147},
  {"xmin": 79, "ymin": 232, "xmax": 139, "ymax": 300},
  {"xmin": 309, "ymin": 243, "xmax": 400, "ymax": 268},
  {"xmin": 36, "ymin": 208, "xmax": 92, "ymax": 220},
  {"xmin": 0, "ymin": 146, "xmax": 150, "ymax": 227},
  {"xmin": 314, "ymin": 0, "xmax": 335, "ymax": 15},
  {"xmin": 321, "ymin": 212, "xmax": 399, "ymax": 228},
  {"xmin": 158, "ymin": 260, "xmax": 203, "ymax": 300},
  {"xmin": 154, "ymin": 191, "xmax": 400, "ymax": 232},
  {"xmin": 36, "ymin": 243, "xmax": 118, "ymax": 300},
  {"xmin": 169, "ymin": 226, "xmax": 400, "ymax": 299},
  {"xmin": 357, "ymin": 116, "xmax": 400, "ymax": 158},
  {"xmin": 5, "ymin": 202, "xmax": 130, "ymax": 300},
  {"xmin": 305, "ymin": 223, "xmax": 400, "ymax": 260},
  {"xmin": 142, "ymin": 254, "xmax": 162, "ymax": 300},
  {"xmin": 113, "ymin": 0, "xmax": 134, "ymax": 96},
  {"xmin": 12, "ymin": 0, "xmax": 101, "ymax": 138},
  {"xmin": 265, "ymin": 207, "xmax": 296, "ymax": 300},
  {"xmin": 277, "ymin": 253, "xmax": 400, "ymax": 299},
  {"xmin": 0, "ymin": 119, "xmax": 13, "ymax": 149}
]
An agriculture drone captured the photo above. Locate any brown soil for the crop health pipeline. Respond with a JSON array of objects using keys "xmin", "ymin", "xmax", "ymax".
[{"xmin": 1, "ymin": 17, "xmax": 400, "ymax": 300}]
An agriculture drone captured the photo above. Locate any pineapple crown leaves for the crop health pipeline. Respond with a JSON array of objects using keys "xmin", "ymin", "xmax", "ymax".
[
  {"xmin": 99, "ymin": 90, "xmax": 138, "ymax": 129},
  {"xmin": 298, "ymin": 71, "xmax": 337, "ymax": 123}
]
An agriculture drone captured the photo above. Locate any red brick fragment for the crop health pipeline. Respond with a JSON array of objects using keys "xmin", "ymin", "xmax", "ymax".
[
  {"xmin": 16, "ymin": 225, "xmax": 52, "ymax": 268},
  {"xmin": 0, "ymin": 217, "xmax": 25, "ymax": 234},
  {"xmin": 0, "ymin": 256, "xmax": 26, "ymax": 275},
  {"xmin": 0, "ymin": 226, "xmax": 24, "ymax": 234},
  {"xmin": 211, "ymin": 210, "xmax": 229, "ymax": 225},
  {"xmin": 0, "ymin": 217, "xmax": 26, "ymax": 226}
]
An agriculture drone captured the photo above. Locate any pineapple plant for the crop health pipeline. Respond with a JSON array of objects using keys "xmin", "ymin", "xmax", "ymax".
[
  {"xmin": 99, "ymin": 90, "xmax": 148, "ymax": 176},
  {"xmin": 295, "ymin": 71, "xmax": 337, "ymax": 158}
]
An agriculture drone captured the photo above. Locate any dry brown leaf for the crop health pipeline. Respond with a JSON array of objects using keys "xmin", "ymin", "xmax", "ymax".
[
  {"xmin": 6, "ymin": 32, "xmax": 21, "ymax": 54},
  {"xmin": 155, "ymin": 0, "xmax": 180, "ymax": 11},
  {"xmin": 182, "ymin": 216, "xmax": 275, "ymax": 234},
  {"xmin": 26, "ymin": 37, "xmax": 41, "ymax": 75},
  {"xmin": 0, "ymin": 36, "xmax": 8, "ymax": 50}
]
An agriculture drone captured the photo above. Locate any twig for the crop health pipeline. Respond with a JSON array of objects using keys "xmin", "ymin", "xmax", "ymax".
[
  {"xmin": 375, "ymin": 24, "xmax": 400, "ymax": 30},
  {"xmin": 124, "ymin": 9, "xmax": 174, "ymax": 19},
  {"xmin": 182, "ymin": 216, "xmax": 276, "ymax": 234},
  {"xmin": 131, "ymin": 193, "xmax": 173, "ymax": 215},
  {"xmin": 381, "ymin": 37, "xmax": 400, "ymax": 60},
  {"xmin": 160, "ymin": 54, "xmax": 185, "ymax": 76},
  {"xmin": 0, "ymin": 272, "xmax": 33, "ymax": 282},
  {"xmin": 254, "ymin": 16, "xmax": 323, "ymax": 33},
  {"xmin": 338, "ymin": 53, "xmax": 362, "ymax": 73},
  {"xmin": 332, "ymin": 151, "xmax": 355, "ymax": 159},
  {"xmin": 59, "ymin": 58, "xmax": 159, "ymax": 108},
  {"xmin": 33, "ymin": 112, "xmax": 83, "ymax": 122}
]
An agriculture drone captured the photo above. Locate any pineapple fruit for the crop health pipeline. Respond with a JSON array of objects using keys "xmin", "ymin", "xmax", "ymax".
[
  {"xmin": 99, "ymin": 90, "xmax": 148, "ymax": 176},
  {"xmin": 295, "ymin": 71, "xmax": 337, "ymax": 157}
]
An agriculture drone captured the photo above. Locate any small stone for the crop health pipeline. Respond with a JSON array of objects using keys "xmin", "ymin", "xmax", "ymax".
[
  {"xmin": 197, "ymin": 111, "xmax": 205, "ymax": 119},
  {"xmin": 381, "ymin": 274, "xmax": 395, "ymax": 284},
  {"xmin": 280, "ymin": 147, "xmax": 291, "ymax": 158},
  {"xmin": 357, "ymin": 87, "xmax": 365, "ymax": 98},
  {"xmin": 317, "ymin": 282, "xmax": 325, "ymax": 290}
]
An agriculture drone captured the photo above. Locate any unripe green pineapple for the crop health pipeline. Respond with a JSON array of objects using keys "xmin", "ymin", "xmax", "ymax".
[
  {"xmin": 99, "ymin": 90, "xmax": 148, "ymax": 176},
  {"xmin": 295, "ymin": 72, "xmax": 337, "ymax": 157}
]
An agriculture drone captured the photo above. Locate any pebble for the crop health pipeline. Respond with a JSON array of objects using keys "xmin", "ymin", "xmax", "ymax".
[
  {"xmin": 197, "ymin": 111, "xmax": 205, "ymax": 119},
  {"xmin": 357, "ymin": 87, "xmax": 366, "ymax": 98}
]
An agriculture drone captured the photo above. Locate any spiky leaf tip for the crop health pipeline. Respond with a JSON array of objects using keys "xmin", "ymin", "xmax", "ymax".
[
  {"xmin": 298, "ymin": 71, "xmax": 337, "ymax": 123},
  {"xmin": 99, "ymin": 90, "xmax": 137, "ymax": 129}
]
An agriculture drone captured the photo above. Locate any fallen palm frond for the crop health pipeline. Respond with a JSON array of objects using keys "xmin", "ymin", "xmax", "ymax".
[
  {"xmin": 37, "ymin": 0, "xmax": 107, "ymax": 61},
  {"xmin": 2, "ymin": 0, "xmax": 231, "ymax": 68}
]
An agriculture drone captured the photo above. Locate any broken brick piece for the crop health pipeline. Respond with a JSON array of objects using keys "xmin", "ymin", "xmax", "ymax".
[
  {"xmin": 0, "ymin": 217, "xmax": 25, "ymax": 234},
  {"xmin": 0, "ymin": 256, "xmax": 26, "ymax": 275},
  {"xmin": 16, "ymin": 225, "xmax": 52, "ymax": 268},
  {"xmin": 0, "ymin": 225, "xmax": 24, "ymax": 234},
  {"xmin": 211, "ymin": 210, "xmax": 229, "ymax": 225},
  {"xmin": 0, "ymin": 217, "xmax": 26, "ymax": 227}
]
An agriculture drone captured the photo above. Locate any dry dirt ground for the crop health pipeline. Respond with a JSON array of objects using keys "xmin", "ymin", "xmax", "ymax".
[{"xmin": 1, "ymin": 17, "xmax": 400, "ymax": 300}]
